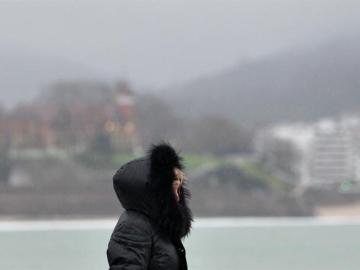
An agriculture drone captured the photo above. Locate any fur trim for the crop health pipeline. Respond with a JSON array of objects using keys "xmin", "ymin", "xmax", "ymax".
[{"xmin": 148, "ymin": 142, "xmax": 193, "ymax": 242}]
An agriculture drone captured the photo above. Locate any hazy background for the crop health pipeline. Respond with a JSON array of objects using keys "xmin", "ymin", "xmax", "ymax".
[
  {"xmin": 1, "ymin": 0, "xmax": 360, "ymax": 107},
  {"xmin": 1, "ymin": 0, "xmax": 360, "ymax": 218}
]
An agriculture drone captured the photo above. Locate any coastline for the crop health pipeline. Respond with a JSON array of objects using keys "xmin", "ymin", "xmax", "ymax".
[
  {"xmin": 315, "ymin": 203, "xmax": 360, "ymax": 216},
  {"xmin": 1, "ymin": 216, "xmax": 360, "ymax": 232},
  {"xmin": 2, "ymin": 202, "xmax": 360, "ymax": 231}
]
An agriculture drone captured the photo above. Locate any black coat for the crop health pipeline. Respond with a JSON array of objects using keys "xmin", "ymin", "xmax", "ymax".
[{"xmin": 107, "ymin": 143, "xmax": 193, "ymax": 270}]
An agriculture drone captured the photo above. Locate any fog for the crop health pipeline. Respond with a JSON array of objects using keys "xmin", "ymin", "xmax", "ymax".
[{"xmin": 1, "ymin": 0, "xmax": 360, "ymax": 106}]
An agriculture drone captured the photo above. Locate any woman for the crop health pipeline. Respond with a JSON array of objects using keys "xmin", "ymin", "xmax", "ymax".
[{"xmin": 107, "ymin": 143, "xmax": 193, "ymax": 270}]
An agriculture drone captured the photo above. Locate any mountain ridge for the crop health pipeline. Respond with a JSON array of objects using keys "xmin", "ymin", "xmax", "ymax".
[{"xmin": 161, "ymin": 37, "xmax": 360, "ymax": 127}]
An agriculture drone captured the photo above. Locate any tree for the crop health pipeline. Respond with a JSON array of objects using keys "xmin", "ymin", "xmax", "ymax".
[{"xmin": 259, "ymin": 136, "xmax": 301, "ymax": 179}]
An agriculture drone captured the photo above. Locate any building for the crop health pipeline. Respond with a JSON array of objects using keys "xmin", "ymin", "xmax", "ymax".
[
  {"xmin": 1, "ymin": 80, "xmax": 141, "ymax": 154},
  {"xmin": 255, "ymin": 115, "xmax": 360, "ymax": 190},
  {"xmin": 309, "ymin": 121, "xmax": 355, "ymax": 186}
]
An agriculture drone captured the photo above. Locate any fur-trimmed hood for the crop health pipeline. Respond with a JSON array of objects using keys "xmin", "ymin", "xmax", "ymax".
[{"xmin": 113, "ymin": 143, "xmax": 193, "ymax": 241}]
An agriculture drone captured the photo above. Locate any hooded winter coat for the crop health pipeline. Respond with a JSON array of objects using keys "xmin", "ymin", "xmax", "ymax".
[{"xmin": 107, "ymin": 143, "xmax": 193, "ymax": 270}]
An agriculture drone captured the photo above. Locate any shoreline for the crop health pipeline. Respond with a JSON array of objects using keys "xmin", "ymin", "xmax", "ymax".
[
  {"xmin": 315, "ymin": 203, "xmax": 360, "ymax": 216},
  {"xmin": 1, "ymin": 216, "xmax": 360, "ymax": 232},
  {"xmin": 2, "ymin": 202, "xmax": 360, "ymax": 231}
]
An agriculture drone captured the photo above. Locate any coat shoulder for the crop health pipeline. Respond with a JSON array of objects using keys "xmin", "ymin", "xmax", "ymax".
[
  {"xmin": 112, "ymin": 210, "xmax": 154, "ymax": 239},
  {"xmin": 107, "ymin": 211, "xmax": 154, "ymax": 269}
]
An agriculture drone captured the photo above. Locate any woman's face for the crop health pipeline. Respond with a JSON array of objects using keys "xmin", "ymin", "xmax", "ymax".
[{"xmin": 173, "ymin": 168, "xmax": 185, "ymax": 202}]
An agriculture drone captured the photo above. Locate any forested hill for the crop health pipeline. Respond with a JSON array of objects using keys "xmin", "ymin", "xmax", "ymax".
[{"xmin": 162, "ymin": 37, "xmax": 360, "ymax": 127}]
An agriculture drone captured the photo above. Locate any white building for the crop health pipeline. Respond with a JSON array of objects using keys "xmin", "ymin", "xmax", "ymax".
[
  {"xmin": 255, "ymin": 115, "xmax": 360, "ymax": 189},
  {"xmin": 310, "ymin": 121, "xmax": 355, "ymax": 186}
]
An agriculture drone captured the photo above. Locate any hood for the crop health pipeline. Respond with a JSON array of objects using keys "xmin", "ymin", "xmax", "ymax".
[{"xmin": 113, "ymin": 143, "xmax": 193, "ymax": 241}]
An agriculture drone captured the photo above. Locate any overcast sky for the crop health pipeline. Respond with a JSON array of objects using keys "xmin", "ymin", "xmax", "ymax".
[{"xmin": 1, "ymin": 0, "xmax": 360, "ymax": 106}]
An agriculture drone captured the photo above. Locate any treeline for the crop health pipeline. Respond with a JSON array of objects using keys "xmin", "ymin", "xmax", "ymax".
[
  {"xmin": 136, "ymin": 94, "xmax": 254, "ymax": 155},
  {"xmin": 0, "ymin": 79, "xmax": 255, "ymax": 157}
]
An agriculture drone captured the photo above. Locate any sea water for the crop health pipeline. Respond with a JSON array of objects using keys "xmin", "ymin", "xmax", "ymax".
[{"xmin": 0, "ymin": 217, "xmax": 359, "ymax": 270}]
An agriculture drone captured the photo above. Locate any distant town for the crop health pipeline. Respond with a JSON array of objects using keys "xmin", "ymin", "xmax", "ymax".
[{"xmin": 1, "ymin": 80, "xmax": 360, "ymax": 217}]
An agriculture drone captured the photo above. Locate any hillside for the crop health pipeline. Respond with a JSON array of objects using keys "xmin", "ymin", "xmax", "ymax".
[{"xmin": 162, "ymin": 37, "xmax": 360, "ymax": 127}]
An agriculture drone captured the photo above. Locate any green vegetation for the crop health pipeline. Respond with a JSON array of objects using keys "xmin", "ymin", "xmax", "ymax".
[
  {"xmin": 75, "ymin": 150, "xmax": 227, "ymax": 171},
  {"xmin": 183, "ymin": 154, "xmax": 291, "ymax": 193},
  {"xmin": 182, "ymin": 154, "xmax": 226, "ymax": 171},
  {"xmin": 75, "ymin": 151, "xmax": 140, "ymax": 169},
  {"xmin": 112, "ymin": 153, "xmax": 139, "ymax": 167},
  {"xmin": 240, "ymin": 160, "xmax": 292, "ymax": 192},
  {"xmin": 112, "ymin": 152, "xmax": 227, "ymax": 170},
  {"xmin": 75, "ymin": 149, "xmax": 292, "ymax": 195}
]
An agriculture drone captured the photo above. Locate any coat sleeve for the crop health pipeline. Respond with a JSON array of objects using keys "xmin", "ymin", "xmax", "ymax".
[{"xmin": 107, "ymin": 215, "xmax": 153, "ymax": 270}]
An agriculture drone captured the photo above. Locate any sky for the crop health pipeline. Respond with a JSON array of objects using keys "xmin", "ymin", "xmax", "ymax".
[{"xmin": 1, "ymin": 0, "xmax": 360, "ymax": 106}]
